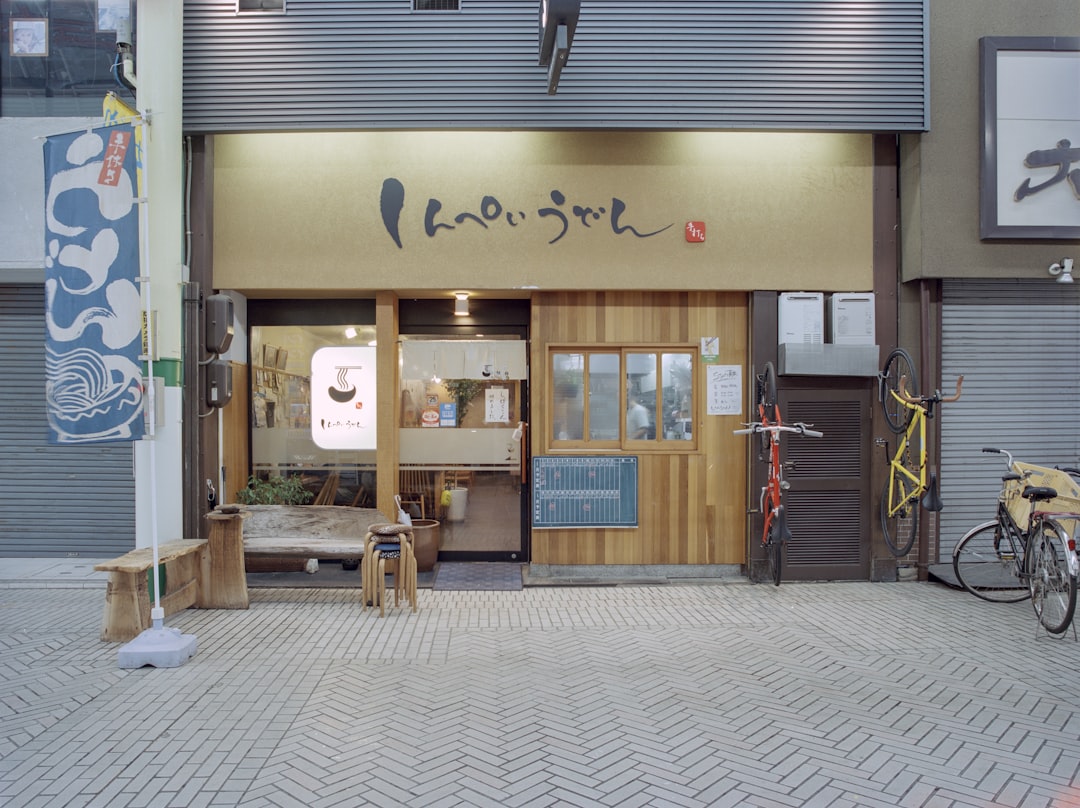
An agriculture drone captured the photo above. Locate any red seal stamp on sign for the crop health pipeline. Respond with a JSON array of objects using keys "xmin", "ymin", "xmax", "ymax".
[{"xmin": 685, "ymin": 221, "xmax": 706, "ymax": 243}]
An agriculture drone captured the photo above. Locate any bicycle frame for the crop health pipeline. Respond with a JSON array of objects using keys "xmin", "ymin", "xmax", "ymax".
[
  {"xmin": 758, "ymin": 402, "xmax": 784, "ymax": 549},
  {"xmin": 736, "ymin": 421, "xmax": 821, "ymax": 550},
  {"xmin": 883, "ymin": 391, "xmax": 928, "ymax": 519},
  {"xmin": 734, "ymin": 362, "xmax": 822, "ymax": 584},
  {"xmin": 877, "ymin": 365, "xmax": 961, "ymax": 557}
]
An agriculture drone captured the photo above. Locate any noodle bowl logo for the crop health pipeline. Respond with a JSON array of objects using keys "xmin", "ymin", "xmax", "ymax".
[{"xmin": 327, "ymin": 365, "xmax": 361, "ymax": 402}]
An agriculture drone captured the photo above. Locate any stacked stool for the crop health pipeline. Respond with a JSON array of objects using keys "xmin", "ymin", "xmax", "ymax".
[{"xmin": 361, "ymin": 523, "xmax": 418, "ymax": 617}]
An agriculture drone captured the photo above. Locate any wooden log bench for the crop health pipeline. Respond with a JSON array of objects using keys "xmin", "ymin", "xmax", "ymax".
[
  {"xmin": 94, "ymin": 540, "xmax": 208, "ymax": 642},
  {"xmin": 239, "ymin": 506, "xmax": 390, "ymax": 572}
]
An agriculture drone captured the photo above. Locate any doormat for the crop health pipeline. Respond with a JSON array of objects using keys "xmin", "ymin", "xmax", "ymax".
[{"xmin": 433, "ymin": 563, "xmax": 523, "ymax": 591}]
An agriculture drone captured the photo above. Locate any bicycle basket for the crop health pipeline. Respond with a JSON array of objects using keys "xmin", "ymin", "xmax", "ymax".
[{"xmin": 1006, "ymin": 462, "xmax": 1080, "ymax": 535}]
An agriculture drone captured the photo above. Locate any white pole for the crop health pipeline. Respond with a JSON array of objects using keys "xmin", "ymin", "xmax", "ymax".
[{"xmin": 137, "ymin": 115, "xmax": 163, "ymax": 618}]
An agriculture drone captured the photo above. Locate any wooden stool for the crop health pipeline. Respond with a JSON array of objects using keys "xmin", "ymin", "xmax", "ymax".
[{"xmin": 361, "ymin": 523, "xmax": 417, "ymax": 616}]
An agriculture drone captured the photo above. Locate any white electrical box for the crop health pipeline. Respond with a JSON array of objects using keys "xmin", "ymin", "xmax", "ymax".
[
  {"xmin": 778, "ymin": 292, "xmax": 824, "ymax": 345},
  {"xmin": 828, "ymin": 293, "xmax": 876, "ymax": 345}
]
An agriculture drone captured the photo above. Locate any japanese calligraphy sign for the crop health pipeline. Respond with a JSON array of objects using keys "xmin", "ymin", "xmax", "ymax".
[
  {"xmin": 97, "ymin": 129, "xmax": 131, "ymax": 187},
  {"xmin": 980, "ymin": 37, "xmax": 1080, "ymax": 239},
  {"xmin": 380, "ymin": 178, "xmax": 673, "ymax": 248}
]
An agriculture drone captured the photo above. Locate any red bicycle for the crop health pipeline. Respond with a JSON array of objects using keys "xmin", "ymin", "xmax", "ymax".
[{"xmin": 734, "ymin": 362, "xmax": 822, "ymax": 585}]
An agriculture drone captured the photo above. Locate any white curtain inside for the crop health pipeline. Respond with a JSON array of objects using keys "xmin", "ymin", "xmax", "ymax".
[{"xmin": 400, "ymin": 339, "xmax": 527, "ymax": 381}]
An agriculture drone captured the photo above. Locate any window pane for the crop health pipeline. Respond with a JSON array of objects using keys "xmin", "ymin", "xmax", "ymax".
[
  {"xmin": 588, "ymin": 353, "xmax": 620, "ymax": 440},
  {"xmin": 552, "ymin": 353, "xmax": 584, "ymax": 440},
  {"xmin": 626, "ymin": 352, "xmax": 656, "ymax": 439},
  {"xmin": 249, "ymin": 324, "xmax": 376, "ymax": 505},
  {"xmin": 2, "ymin": 5, "xmax": 136, "ymax": 117},
  {"xmin": 661, "ymin": 353, "xmax": 693, "ymax": 440}
]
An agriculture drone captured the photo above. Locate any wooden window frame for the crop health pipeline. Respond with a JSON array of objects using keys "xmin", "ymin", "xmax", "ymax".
[{"xmin": 548, "ymin": 345, "xmax": 698, "ymax": 452}]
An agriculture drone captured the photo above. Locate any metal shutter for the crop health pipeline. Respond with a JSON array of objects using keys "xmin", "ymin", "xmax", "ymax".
[
  {"xmin": 183, "ymin": 0, "xmax": 928, "ymax": 133},
  {"xmin": 939, "ymin": 279, "xmax": 1080, "ymax": 561},
  {"xmin": 0, "ymin": 286, "xmax": 135, "ymax": 557}
]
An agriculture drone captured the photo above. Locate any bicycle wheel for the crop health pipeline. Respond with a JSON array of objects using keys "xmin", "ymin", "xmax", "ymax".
[
  {"xmin": 1027, "ymin": 519, "xmax": 1077, "ymax": 635},
  {"xmin": 881, "ymin": 348, "xmax": 917, "ymax": 433},
  {"xmin": 952, "ymin": 520, "xmax": 1029, "ymax": 602},
  {"xmin": 756, "ymin": 362, "xmax": 778, "ymax": 454},
  {"xmin": 881, "ymin": 477, "xmax": 919, "ymax": 556},
  {"xmin": 757, "ymin": 361, "xmax": 777, "ymax": 410},
  {"xmin": 765, "ymin": 526, "xmax": 783, "ymax": 587}
]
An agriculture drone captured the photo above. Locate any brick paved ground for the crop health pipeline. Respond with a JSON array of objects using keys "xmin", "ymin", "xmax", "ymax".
[{"xmin": 2, "ymin": 566, "xmax": 1080, "ymax": 807}]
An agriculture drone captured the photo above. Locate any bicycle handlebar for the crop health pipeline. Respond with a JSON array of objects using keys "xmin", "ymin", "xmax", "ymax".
[
  {"xmin": 897, "ymin": 374, "xmax": 964, "ymax": 405},
  {"xmin": 982, "ymin": 447, "xmax": 1016, "ymax": 469},
  {"xmin": 734, "ymin": 423, "xmax": 823, "ymax": 438}
]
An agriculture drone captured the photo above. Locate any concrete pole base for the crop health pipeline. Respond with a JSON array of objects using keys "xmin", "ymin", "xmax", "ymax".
[{"xmin": 117, "ymin": 614, "xmax": 197, "ymax": 669}]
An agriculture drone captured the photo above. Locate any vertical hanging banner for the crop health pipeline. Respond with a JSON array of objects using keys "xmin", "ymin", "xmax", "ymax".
[{"xmin": 43, "ymin": 123, "xmax": 145, "ymax": 443}]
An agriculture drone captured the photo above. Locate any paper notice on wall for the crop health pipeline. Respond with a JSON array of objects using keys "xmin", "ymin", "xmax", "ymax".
[
  {"xmin": 485, "ymin": 387, "xmax": 510, "ymax": 423},
  {"xmin": 701, "ymin": 336, "xmax": 720, "ymax": 364},
  {"xmin": 706, "ymin": 365, "xmax": 741, "ymax": 416}
]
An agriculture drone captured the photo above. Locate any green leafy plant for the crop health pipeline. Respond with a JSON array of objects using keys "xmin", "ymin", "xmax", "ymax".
[
  {"xmin": 235, "ymin": 474, "xmax": 314, "ymax": 506},
  {"xmin": 443, "ymin": 379, "xmax": 484, "ymax": 426}
]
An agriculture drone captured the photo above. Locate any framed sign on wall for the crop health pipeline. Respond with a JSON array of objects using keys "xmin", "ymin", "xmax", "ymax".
[{"xmin": 980, "ymin": 37, "xmax": 1080, "ymax": 240}]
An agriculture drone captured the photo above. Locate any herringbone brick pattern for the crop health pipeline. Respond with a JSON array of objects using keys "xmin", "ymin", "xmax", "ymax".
[{"xmin": 2, "ymin": 578, "xmax": 1080, "ymax": 806}]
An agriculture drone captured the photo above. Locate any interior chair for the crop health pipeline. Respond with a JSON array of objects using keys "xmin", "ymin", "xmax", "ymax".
[
  {"xmin": 398, "ymin": 468, "xmax": 429, "ymax": 519},
  {"xmin": 313, "ymin": 471, "xmax": 340, "ymax": 506}
]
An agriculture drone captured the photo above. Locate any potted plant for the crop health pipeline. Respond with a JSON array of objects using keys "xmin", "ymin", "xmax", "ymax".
[
  {"xmin": 443, "ymin": 379, "xmax": 483, "ymax": 426},
  {"xmin": 234, "ymin": 474, "xmax": 314, "ymax": 506}
]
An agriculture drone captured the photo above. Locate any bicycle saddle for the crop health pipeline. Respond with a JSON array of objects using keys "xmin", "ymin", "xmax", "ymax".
[
  {"xmin": 1022, "ymin": 485, "xmax": 1058, "ymax": 502},
  {"xmin": 921, "ymin": 472, "xmax": 944, "ymax": 512}
]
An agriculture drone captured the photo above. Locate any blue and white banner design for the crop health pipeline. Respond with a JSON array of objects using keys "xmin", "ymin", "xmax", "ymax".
[{"xmin": 43, "ymin": 124, "xmax": 144, "ymax": 444}]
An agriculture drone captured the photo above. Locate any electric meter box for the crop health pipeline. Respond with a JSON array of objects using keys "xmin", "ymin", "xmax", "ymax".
[
  {"xmin": 828, "ymin": 293, "xmax": 876, "ymax": 345},
  {"xmin": 777, "ymin": 292, "xmax": 824, "ymax": 345}
]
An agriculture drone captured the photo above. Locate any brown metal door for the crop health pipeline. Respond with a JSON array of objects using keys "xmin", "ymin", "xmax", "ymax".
[{"xmin": 779, "ymin": 385, "xmax": 872, "ymax": 581}]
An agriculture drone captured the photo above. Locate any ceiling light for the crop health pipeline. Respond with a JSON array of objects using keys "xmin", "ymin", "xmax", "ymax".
[
  {"xmin": 454, "ymin": 293, "xmax": 470, "ymax": 316},
  {"xmin": 344, "ymin": 326, "xmax": 357, "ymax": 339}
]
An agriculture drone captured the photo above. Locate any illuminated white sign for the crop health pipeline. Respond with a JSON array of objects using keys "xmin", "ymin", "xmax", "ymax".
[{"xmin": 311, "ymin": 346, "xmax": 377, "ymax": 450}]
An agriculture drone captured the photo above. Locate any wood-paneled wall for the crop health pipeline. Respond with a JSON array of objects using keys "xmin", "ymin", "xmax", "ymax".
[
  {"xmin": 221, "ymin": 363, "xmax": 250, "ymax": 505},
  {"xmin": 530, "ymin": 291, "xmax": 748, "ymax": 566}
]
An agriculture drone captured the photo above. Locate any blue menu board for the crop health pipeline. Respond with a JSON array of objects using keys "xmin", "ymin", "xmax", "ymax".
[{"xmin": 531, "ymin": 456, "xmax": 638, "ymax": 528}]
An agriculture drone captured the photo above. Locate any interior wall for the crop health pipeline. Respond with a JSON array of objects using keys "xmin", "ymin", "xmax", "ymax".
[{"xmin": 529, "ymin": 291, "xmax": 748, "ymax": 566}]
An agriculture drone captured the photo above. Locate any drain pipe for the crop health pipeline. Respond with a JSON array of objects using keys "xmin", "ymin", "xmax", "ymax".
[{"xmin": 918, "ymin": 279, "xmax": 931, "ymax": 581}]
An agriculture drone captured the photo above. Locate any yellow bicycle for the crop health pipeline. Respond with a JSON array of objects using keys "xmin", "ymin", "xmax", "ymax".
[{"xmin": 878, "ymin": 348, "xmax": 963, "ymax": 556}]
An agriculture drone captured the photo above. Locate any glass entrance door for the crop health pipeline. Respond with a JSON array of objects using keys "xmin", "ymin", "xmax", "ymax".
[{"xmin": 399, "ymin": 335, "xmax": 528, "ymax": 561}]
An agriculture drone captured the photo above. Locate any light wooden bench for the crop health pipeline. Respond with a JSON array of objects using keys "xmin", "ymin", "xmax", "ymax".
[{"xmin": 94, "ymin": 540, "xmax": 208, "ymax": 642}]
